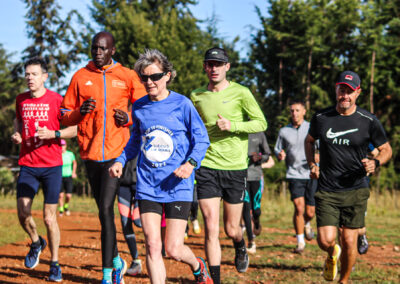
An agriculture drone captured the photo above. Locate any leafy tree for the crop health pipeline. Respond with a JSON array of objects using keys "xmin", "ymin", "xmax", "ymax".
[
  {"xmin": 90, "ymin": 0, "xmax": 240, "ymax": 96},
  {"xmin": 0, "ymin": 45, "xmax": 25, "ymax": 156},
  {"xmin": 21, "ymin": 0, "xmax": 92, "ymax": 91}
]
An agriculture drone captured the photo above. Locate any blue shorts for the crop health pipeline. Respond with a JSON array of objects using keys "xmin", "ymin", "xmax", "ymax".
[
  {"xmin": 17, "ymin": 166, "xmax": 62, "ymax": 204},
  {"xmin": 288, "ymin": 178, "xmax": 317, "ymax": 206}
]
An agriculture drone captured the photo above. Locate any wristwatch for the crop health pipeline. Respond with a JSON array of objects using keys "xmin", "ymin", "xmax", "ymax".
[
  {"xmin": 55, "ymin": 130, "xmax": 61, "ymax": 139},
  {"xmin": 187, "ymin": 158, "xmax": 198, "ymax": 168},
  {"xmin": 373, "ymin": 158, "xmax": 380, "ymax": 168}
]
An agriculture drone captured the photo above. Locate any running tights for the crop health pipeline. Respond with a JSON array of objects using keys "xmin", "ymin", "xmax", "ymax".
[
  {"xmin": 118, "ymin": 184, "xmax": 138, "ymax": 259},
  {"xmin": 84, "ymin": 160, "xmax": 119, "ymax": 268}
]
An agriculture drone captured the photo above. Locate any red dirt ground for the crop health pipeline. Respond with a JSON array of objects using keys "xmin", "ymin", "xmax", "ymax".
[{"xmin": 0, "ymin": 209, "xmax": 399, "ymax": 283}]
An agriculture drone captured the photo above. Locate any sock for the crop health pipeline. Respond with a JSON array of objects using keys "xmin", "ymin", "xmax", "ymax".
[
  {"xmin": 297, "ymin": 234, "xmax": 305, "ymax": 244},
  {"xmin": 193, "ymin": 260, "xmax": 201, "ymax": 275},
  {"xmin": 32, "ymin": 238, "xmax": 41, "ymax": 248},
  {"xmin": 64, "ymin": 203, "xmax": 69, "ymax": 210},
  {"xmin": 113, "ymin": 255, "xmax": 122, "ymax": 270},
  {"xmin": 102, "ymin": 268, "xmax": 113, "ymax": 281},
  {"xmin": 50, "ymin": 261, "xmax": 59, "ymax": 267},
  {"xmin": 305, "ymin": 221, "xmax": 311, "ymax": 227},
  {"xmin": 234, "ymin": 238, "xmax": 246, "ymax": 250},
  {"xmin": 209, "ymin": 265, "xmax": 220, "ymax": 284},
  {"xmin": 58, "ymin": 206, "xmax": 64, "ymax": 213}
]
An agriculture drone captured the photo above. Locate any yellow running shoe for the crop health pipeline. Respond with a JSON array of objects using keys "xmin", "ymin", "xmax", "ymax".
[
  {"xmin": 193, "ymin": 219, "xmax": 201, "ymax": 234},
  {"xmin": 323, "ymin": 244, "xmax": 341, "ymax": 281}
]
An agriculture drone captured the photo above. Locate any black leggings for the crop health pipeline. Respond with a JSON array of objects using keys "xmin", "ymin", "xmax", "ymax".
[{"xmin": 84, "ymin": 160, "xmax": 119, "ymax": 268}]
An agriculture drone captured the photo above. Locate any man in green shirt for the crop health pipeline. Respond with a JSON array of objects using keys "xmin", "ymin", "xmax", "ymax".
[
  {"xmin": 58, "ymin": 139, "xmax": 77, "ymax": 216},
  {"xmin": 191, "ymin": 47, "xmax": 267, "ymax": 284}
]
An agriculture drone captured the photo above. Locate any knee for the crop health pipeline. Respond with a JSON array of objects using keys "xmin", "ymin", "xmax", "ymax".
[
  {"xmin": 294, "ymin": 204, "xmax": 305, "ymax": 216},
  {"xmin": 341, "ymin": 233, "xmax": 357, "ymax": 250},
  {"xmin": 317, "ymin": 233, "xmax": 335, "ymax": 250},
  {"xmin": 224, "ymin": 222, "xmax": 237, "ymax": 239},
  {"xmin": 165, "ymin": 242, "xmax": 182, "ymax": 261},
  {"xmin": 99, "ymin": 205, "xmax": 114, "ymax": 220},
  {"xmin": 146, "ymin": 238, "xmax": 162, "ymax": 259},
  {"xmin": 253, "ymin": 208, "xmax": 261, "ymax": 219},
  {"xmin": 18, "ymin": 208, "xmax": 31, "ymax": 222},
  {"xmin": 44, "ymin": 214, "xmax": 57, "ymax": 228},
  {"xmin": 204, "ymin": 218, "xmax": 220, "ymax": 240}
]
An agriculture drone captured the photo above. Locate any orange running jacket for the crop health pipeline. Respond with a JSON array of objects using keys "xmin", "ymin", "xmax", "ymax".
[{"xmin": 61, "ymin": 60, "xmax": 147, "ymax": 161}]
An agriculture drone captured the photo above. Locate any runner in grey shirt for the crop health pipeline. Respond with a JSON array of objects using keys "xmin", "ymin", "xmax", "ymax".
[
  {"xmin": 274, "ymin": 101, "xmax": 317, "ymax": 253},
  {"xmin": 244, "ymin": 132, "xmax": 273, "ymax": 254}
]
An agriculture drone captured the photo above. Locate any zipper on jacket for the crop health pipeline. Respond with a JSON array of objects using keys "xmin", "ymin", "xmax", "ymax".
[{"xmin": 102, "ymin": 71, "xmax": 107, "ymax": 161}]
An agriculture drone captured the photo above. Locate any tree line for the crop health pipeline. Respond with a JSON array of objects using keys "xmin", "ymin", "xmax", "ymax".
[{"xmin": 0, "ymin": 0, "xmax": 398, "ymax": 193}]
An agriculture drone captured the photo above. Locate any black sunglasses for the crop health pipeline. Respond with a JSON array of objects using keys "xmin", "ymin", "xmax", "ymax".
[{"xmin": 139, "ymin": 72, "xmax": 166, "ymax": 82}]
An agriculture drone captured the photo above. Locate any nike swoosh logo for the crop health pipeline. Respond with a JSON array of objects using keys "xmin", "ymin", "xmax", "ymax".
[
  {"xmin": 326, "ymin": 128, "xmax": 358, "ymax": 139},
  {"xmin": 222, "ymin": 101, "xmax": 230, "ymax": 104}
]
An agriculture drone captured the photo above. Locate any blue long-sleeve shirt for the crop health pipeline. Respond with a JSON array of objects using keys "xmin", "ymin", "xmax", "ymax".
[{"xmin": 116, "ymin": 91, "xmax": 210, "ymax": 202}]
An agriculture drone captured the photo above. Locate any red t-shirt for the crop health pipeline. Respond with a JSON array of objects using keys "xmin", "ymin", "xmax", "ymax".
[{"xmin": 16, "ymin": 90, "xmax": 63, "ymax": 167}]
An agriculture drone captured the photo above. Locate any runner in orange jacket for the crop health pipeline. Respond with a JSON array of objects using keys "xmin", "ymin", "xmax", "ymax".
[{"xmin": 60, "ymin": 31, "xmax": 146, "ymax": 284}]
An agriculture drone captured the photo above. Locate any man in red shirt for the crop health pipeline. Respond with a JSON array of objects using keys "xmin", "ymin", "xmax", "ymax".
[{"xmin": 12, "ymin": 57, "xmax": 76, "ymax": 282}]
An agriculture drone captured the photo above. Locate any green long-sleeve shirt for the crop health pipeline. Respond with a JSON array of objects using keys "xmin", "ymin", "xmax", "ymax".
[{"xmin": 190, "ymin": 82, "xmax": 267, "ymax": 170}]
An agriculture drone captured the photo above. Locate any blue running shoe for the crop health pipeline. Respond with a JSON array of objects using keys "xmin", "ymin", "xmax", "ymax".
[
  {"xmin": 112, "ymin": 257, "xmax": 127, "ymax": 284},
  {"xmin": 25, "ymin": 236, "xmax": 47, "ymax": 269},
  {"xmin": 48, "ymin": 263, "xmax": 62, "ymax": 282}
]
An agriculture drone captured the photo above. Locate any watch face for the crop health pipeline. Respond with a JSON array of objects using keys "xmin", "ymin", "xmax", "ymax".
[{"xmin": 189, "ymin": 158, "xmax": 197, "ymax": 167}]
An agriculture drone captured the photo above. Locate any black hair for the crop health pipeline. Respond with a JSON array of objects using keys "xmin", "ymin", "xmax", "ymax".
[
  {"xmin": 92, "ymin": 31, "xmax": 115, "ymax": 47},
  {"xmin": 24, "ymin": 57, "xmax": 48, "ymax": 73}
]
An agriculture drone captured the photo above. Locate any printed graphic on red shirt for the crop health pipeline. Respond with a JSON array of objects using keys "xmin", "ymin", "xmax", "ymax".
[{"xmin": 16, "ymin": 90, "xmax": 63, "ymax": 167}]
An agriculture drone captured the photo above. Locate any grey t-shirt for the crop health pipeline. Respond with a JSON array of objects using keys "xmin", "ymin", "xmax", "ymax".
[
  {"xmin": 274, "ymin": 121, "xmax": 310, "ymax": 179},
  {"xmin": 247, "ymin": 132, "xmax": 271, "ymax": 181}
]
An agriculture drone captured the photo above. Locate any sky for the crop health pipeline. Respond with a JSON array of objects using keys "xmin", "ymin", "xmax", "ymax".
[{"xmin": 0, "ymin": 0, "xmax": 268, "ymax": 58}]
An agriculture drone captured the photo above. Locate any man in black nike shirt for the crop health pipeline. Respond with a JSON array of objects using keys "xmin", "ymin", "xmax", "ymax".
[{"xmin": 304, "ymin": 71, "xmax": 392, "ymax": 284}]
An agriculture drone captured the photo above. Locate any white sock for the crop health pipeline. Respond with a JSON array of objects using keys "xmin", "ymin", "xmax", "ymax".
[
  {"xmin": 297, "ymin": 234, "xmax": 305, "ymax": 244},
  {"xmin": 305, "ymin": 221, "xmax": 311, "ymax": 227}
]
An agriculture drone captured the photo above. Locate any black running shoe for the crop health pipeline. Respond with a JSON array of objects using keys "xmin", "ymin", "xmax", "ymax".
[
  {"xmin": 358, "ymin": 234, "xmax": 369, "ymax": 255},
  {"xmin": 234, "ymin": 247, "xmax": 249, "ymax": 273}
]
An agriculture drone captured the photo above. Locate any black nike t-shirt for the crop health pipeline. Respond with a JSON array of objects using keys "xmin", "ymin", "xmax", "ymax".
[{"xmin": 309, "ymin": 106, "xmax": 387, "ymax": 192}]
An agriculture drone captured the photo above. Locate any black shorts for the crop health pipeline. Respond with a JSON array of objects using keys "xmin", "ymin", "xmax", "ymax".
[
  {"xmin": 196, "ymin": 167, "xmax": 247, "ymax": 204},
  {"xmin": 288, "ymin": 179, "xmax": 317, "ymax": 206},
  {"xmin": 61, "ymin": 177, "xmax": 74, "ymax": 194},
  {"xmin": 138, "ymin": 199, "xmax": 191, "ymax": 220}
]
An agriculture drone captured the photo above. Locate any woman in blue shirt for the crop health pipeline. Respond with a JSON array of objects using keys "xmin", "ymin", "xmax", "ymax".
[{"xmin": 109, "ymin": 49, "xmax": 211, "ymax": 284}]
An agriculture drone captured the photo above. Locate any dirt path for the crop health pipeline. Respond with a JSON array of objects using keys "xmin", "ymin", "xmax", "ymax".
[{"xmin": 0, "ymin": 209, "xmax": 399, "ymax": 283}]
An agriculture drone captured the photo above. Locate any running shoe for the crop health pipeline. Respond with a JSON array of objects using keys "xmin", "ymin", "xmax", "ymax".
[
  {"xmin": 194, "ymin": 257, "xmax": 213, "ymax": 284},
  {"xmin": 193, "ymin": 219, "xmax": 201, "ymax": 234},
  {"xmin": 65, "ymin": 209, "xmax": 71, "ymax": 216},
  {"xmin": 126, "ymin": 259, "xmax": 142, "ymax": 276},
  {"xmin": 101, "ymin": 280, "xmax": 112, "ymax": 284},
  {"xmin": 112, "ymin": 257, "xmax": 127, "ymax": 284},
  {"xmin": 323, "ymin": 244, "xmax": 341, "ymax": 281},
  {"xmin": 247, "ymin": 241, "xmax": 256, "ymax": 254},
  {"xmin": 357, "ymin": 234, "xmax": 369, "ymax": 255},
  {"xmin": 25, "ymin": 236, "xmax": 47, "ymax": 269},
  {"xmin": 48, "ymin": 263, "xmax": 62, "ymax": 282},
  {"xmin": 253, "ymin": 218, "xmax": 262, "ymax": 236},
  {"xmin": 305, "ymin": 225, "xmax": 314, "ymax": 240},
  {"xmin": 234, "ymin": 247, "xmax": 249, "ymax": 273},
  {"xmin": 294, "ymin": 242, "xmax": 305, "ymax": 254}
]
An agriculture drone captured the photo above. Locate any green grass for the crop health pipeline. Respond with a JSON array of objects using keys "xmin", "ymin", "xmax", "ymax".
[{"xmin": 0, "ymin": 192, "xmax": 98, "ymax": 246}]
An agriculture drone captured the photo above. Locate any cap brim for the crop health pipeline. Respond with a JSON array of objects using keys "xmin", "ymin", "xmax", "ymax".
[
  {"xmin": 204, "ymin": 58, "xmax": 228, "ymax": 62},
  {"xmin": 336, "ymin": 82, "xmax": 359, "ymax": 91}
]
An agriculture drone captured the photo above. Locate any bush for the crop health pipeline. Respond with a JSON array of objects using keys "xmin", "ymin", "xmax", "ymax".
[{"xmin": 0, "ymin": 167, "xmax": 15, "ymax": 194}]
